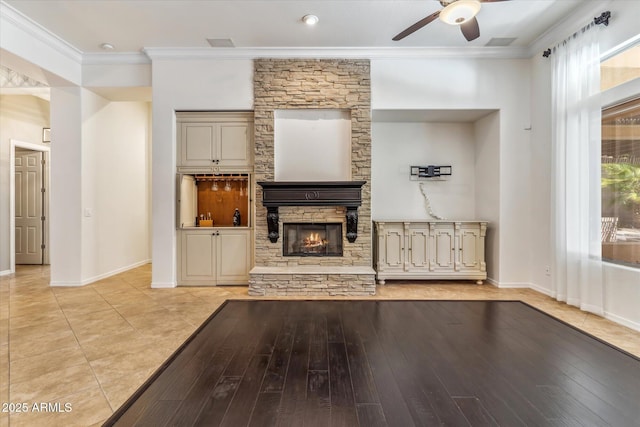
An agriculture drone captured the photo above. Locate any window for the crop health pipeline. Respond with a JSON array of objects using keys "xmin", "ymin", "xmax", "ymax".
[
  {"xmin": 601, "ymin": 98, "xmax": 640, "ymax": 267},
  {"xmin": 601, "ymin": 44, "xmax": 640, "ymax": 92}
]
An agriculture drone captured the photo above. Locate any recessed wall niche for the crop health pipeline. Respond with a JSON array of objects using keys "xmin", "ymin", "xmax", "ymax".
[{"xmin": 274, "ymin": 109, "xmax": 351, "ymax": 181}]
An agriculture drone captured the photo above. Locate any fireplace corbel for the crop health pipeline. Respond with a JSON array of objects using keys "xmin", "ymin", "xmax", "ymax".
[{"xmin": 257, "ymin": 181, "xmax": 366, "ymax": 243}]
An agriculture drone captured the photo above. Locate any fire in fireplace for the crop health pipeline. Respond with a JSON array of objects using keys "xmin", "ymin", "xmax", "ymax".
[{"xmin": 283, "ymin": 223, "xmax": 343, "ymax": 256}]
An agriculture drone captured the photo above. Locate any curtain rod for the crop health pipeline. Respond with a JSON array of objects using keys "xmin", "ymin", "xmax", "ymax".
[{"xmin": 542, "ymin": 11, "xmax": 610, "ymax": 58}]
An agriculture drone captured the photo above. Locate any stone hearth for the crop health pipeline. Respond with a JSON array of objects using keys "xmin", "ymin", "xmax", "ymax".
[{"xmin": 250, "ymin": 58, "xmax": 375, "ymax": 296}]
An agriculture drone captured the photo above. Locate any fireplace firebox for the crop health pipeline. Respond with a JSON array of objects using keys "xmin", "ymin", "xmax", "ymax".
[{"xmin": 283, "ymin": 223, "xmax": 343, "ymax": 256}]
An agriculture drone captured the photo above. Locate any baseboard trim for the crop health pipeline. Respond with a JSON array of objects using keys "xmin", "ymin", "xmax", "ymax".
[
  {"xmin": 50, "ymin": 259, "xmax": 151, "ymax": 287},
  {"xmin": 526, "ymin": 282, "xmax": 639, "ymax": 332},
  {"xmin": 528, "ymin": 282, "xmax": 553, "ymax": 297},
  {"xmin": 0, "ymin": 269, "xmax": 12, "ymax": 277},
  {"xmin": 81, "ymin": 259, "xmax": 151, "ymax": 286},
  {"xmin": 151, "ymin": 282, "xmax": 177, "ymax": 289},
  {"xmin": 604, "ymin": 311, "xmax": 640, "ymax": 333},
  {"xmin": 494, "ymin": 281, "xmax": 533, "ymax": 289},
  {"xmin": 580, "ymin": 303, "xmax": 605, "ymax": 317},
  {"xmin": 50, "ymin": 281, "xmax": 84, "ymax": 287}
]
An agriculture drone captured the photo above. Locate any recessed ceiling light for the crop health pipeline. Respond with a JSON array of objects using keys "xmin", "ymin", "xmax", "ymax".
[
  {"xmin": 100, "ymin": 43, "xmax": 115, "ymax": 51},
  {"xmin": 302, "ymin": 14, "xmax": 319, "ymax": 26}
]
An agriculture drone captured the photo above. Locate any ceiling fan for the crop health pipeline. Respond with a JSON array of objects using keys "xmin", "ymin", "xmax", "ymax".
[{"xmin": 392, "ymin": 0, "xmax": 511, "ymax": 42}]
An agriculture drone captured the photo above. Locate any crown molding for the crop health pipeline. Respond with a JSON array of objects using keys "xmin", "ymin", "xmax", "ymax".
[
  {"xmin": 143, "ymin": 46, "xmax": 531, "ymax": 61},
  {"xmin": 526, "ymin": 0, "xmax": 612, "ymax": 57},
  {"xmin": 0, "ymin": 1, "xmax": 82, "ymax": 63},
  {"xmin": 82, "ymin": 52, "xmax": 150, "ymax": 65}
]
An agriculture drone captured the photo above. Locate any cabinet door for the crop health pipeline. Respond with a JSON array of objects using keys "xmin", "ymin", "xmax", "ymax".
[
  {"xmin": 216, "ymin": 230, "xmax": 251, "ymax": 284},
  {"xmin": 178, "ymin": 175, "xmax": 197, "ymax": 227},
  {"xmin": 179, "ymin": 123, "xmax": 216, "ymax": 167},
  {"xmin": 379, "ymin": 224, "xmax": 405, "ymax": 272},
  {"xmin": 218, "ymin": 123, "xmax": 251, "ymax": 167},
  {"xmin": 430, "ymin": 223, "xmax": 455, "ymax": 272},
  {"xmin": 407, "ymin": 226, "xmax": 429, "ymax": 271},
  {"xmin": 457, "ymin": 224, "xmax": 481, "ymax": 272},
  {"xmin": 181, "ymin": 231, "xmax": 216, "ymax": 282}
]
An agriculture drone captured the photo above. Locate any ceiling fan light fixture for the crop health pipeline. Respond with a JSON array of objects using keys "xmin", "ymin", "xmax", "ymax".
[
  {"xmin": 302, "ymin": 14, "xmax": 319, "ymax": 26},
  {"xmin": 439, "ymin": 0, "xmax": 481, "ymax": 26}
]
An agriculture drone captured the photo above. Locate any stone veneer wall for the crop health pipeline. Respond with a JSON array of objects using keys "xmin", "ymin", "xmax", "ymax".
[{"xmin": 250, "ymin": 58, "xmax": 374, "ymax": 296}]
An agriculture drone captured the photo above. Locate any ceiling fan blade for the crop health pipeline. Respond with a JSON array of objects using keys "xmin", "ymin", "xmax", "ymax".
[
  {"xmin": 460, "ymin": 17, "xmax": 480, "ymax": 41},
  {"xmin": 392, "ymin": 11, "xmax": 441, "ymax": 41}
]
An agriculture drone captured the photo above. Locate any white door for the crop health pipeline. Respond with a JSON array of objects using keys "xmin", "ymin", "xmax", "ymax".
[
  {"xmin": 15, "ymin": 150, "xmax": 43, "ymax": 264},
  {"xmin": 179, "ymin": 175, "xmax": 197, "ymax": 227}
]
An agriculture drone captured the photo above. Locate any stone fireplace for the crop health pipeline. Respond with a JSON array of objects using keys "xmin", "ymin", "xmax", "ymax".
[{"xmin": 250, "ymin": 58, "xmax": 376, "ymax": 296}]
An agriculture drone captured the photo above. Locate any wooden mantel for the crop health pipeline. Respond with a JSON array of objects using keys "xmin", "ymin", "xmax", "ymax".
[{"xmin": 257, "ymin": 181, "xmax": 366, "ymax": 243}]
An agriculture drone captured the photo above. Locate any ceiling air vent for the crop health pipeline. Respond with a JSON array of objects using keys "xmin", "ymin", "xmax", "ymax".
[
  {"xmin": 207, "ymin": 38, "xmax": 235, "ymax": 48},
  {"xmin": 485, "ymin": 37, "xmax": 517, "ymax": 47}
]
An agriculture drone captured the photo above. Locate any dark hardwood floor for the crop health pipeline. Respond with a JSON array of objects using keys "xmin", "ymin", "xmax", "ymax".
[{"xmin": 104, "ymin": 301, "xmax": 640, "ymax": 426}]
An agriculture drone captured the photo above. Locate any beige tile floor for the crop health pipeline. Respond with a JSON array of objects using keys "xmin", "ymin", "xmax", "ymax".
[{"xmin": 1, "ymin": 264, "xmax": 639, "ymax": 426}]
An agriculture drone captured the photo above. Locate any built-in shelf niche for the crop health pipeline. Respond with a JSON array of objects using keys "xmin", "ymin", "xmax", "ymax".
[
  {"xmin": 274, "ymin": 109, "xmax": 351, "ymax": 181},
  {"xmin": 178, "ymin": 173, "xmax": 250, "ymax": 228}
]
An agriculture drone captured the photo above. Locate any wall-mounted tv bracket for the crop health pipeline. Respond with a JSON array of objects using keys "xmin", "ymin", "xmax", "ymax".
[{"xmin": 410, "ymin": 165, "xmax": 452, "ymax": 179}]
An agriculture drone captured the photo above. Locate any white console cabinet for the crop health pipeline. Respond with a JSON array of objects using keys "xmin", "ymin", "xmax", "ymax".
[
  {"xmin": 374, "ymin": 221, "xmax": 487, "ymax": 284},
  {"xmin": 178, "ymin": 228, "xmax": 252, "ymax": 285}
]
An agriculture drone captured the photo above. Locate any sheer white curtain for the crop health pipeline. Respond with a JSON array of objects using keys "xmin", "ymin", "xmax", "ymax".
[{"xmin": 551, "ymin": 24, "xmax": 604, "ymax": 314}]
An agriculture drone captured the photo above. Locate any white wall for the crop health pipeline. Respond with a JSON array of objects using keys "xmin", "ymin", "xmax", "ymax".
[
  {"xmin": 474, "ymin": 112, "xmax": 501, "ymax": 283},
  {"xmin": 47, "ymin": 87, "xmax": 151, "ymax": 286},
  {"xmin": 590, "ymin": 0, "xmax": 640, "ymax": 57},
  {"xmin": 149, "ymin": 58, "xmax": 253, "ymax": 287},
  {"xmin": 371, "ymin": 115, "xmax": 503, "ymax": 282},
  {"xmin": 80, "ymin": 90, "xmax": 151, "ymax": 283},
  {"xmin": 49, "ymin": 86, "xmax": 83, "ymax": 285},
  {"xmin": 372, "ymin": 58, "xmax": 532, "ymax": 286},
  {"xmin": 371, "ymin": 121, "xmax": 477, "ymax": 221},
  {"xmin": 0, "ymin": 95, "xmax": 50, "ymax": 274},
  {"xmin": 604, "ymin": 265, "xmax": 640, "ymax": 330},
  {"xmin": 528, "ymin": 53, "xmax": 553, "ymax": 294}
]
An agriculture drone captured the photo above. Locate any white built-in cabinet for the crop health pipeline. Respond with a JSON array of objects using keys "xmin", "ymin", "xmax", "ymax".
[
  {"xmin": 179, "ymin": 228, "xmax": 252, "ymax": 286},
  {"xmin": 176, "ymin": 111, "xmax": 254, "ymax": 286},
  {"xmin": 374, "ymin": 221, "xmax": 487, "ymax": 284},
  {"xmin": 177, "ymin": 112, "xmax": 253, "ymax": 171}
]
